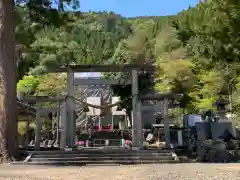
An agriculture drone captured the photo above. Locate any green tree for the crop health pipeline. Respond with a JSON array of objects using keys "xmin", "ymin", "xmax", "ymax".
[
  {"xmin": 105, "ymin": 19, "xmax": 167, "ymax": 117},
  {"xmin": 171, "ymin": 0, "xmax": 240, "ymax": 115}
]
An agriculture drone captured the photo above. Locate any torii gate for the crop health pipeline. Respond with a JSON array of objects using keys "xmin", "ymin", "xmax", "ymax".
[
  {"xmin": 19, "ymin": 65, "xmax": 181, "ymax": 150},
  {"xmin": 18, "ymin": 95, "xmax": 66, "ymax": 150},
  {"xmin": 48, "ymin": 64, "xmax": 156, "ymax": 149},
  {"xmin": 139, "ymin": 93, "xmax": 182, "ymax": 148}
]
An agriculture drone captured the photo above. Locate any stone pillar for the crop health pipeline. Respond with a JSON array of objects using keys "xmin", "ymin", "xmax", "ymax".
[
  {"xmin": 137, "ymin": 100, "xmax": 143, "ymax": 145},
  {"xmin": 60, "ymin": 101, "xmax": 67, "ymax": 149},
  {"xmin": 67, "ymin": 68, "xmax": 75, "ymax": 147},
  {"xmin": 56, "ymin": 101, "xmax": 60, "ymax": 146},
  {"xmin": 35, "ymin": 102, "xmax": 41, "ymax": 150},
  {"xmin": 24, "ymin": 115, "xmax": 31, "ymax": 148},
  {"xmin": 177, "ymin": 130, "xmax": 183, "ymax": 146},
  {"xmin": 131, "ymin": 69, "xmax": 142, "ymax": 149},
  {"xmin": 163, "ymin": 98, "xmax": 170, "ymax": 148}
]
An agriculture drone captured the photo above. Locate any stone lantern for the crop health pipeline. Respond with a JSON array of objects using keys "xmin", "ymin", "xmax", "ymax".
[{"xmin": 213, "ymin": 99, "xmax": 229, "ymax": 121}]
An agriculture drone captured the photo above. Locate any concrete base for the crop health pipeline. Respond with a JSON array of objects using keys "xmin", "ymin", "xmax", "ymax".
[
  {"xmin": 131, "ymin": 147, "xmax": 141, "ymax": 150},
  {"xmin": 64, "ymin": 148, "xmax": 73, "ymax": 151}
]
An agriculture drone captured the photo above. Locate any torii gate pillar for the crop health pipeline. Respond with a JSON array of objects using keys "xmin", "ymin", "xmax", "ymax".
[
  {"xmin": 131, "ymin": 69, "xmax": 142, "ymax": 149},
  {"xmin": 66, "ymin": 69, "xmax": 76, "ymax": 147}
]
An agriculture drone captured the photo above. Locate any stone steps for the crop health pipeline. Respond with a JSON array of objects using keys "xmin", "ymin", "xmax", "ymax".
[
  {"xmin": 33, "ymin": 153, "xmax": 173, "ymax": 158},
  {"xmin": 26, "ymin": 159, "xmax": 179, "ymax": 166},
  {"xmin": 29, "ymin": 148, "xmax": 173, "ymax": 153},
  {"xmin": 25, "ymin": 148, "xmax": 180, "ymax": 165},
  {"xmin": 31, "ymin": 155, "xmax": 175, "ymax": 161}
]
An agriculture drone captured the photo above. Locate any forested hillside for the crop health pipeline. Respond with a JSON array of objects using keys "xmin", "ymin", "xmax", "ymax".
[
  {"xmin": 16, "ymin": 7, "xmax": 171, "ymax": 95},
  {"xmin": 1, "ymin": 0, "xmax": 240, "ymax": 161},
  {"xmin": 17, "ymin": 0, "xmax": 240, "ymax": 125}
]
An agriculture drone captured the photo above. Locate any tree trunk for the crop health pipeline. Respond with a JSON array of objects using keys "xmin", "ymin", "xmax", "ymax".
[{"xmin": 0, "ymin": 0, "xmax": 18, "ymax": 162}]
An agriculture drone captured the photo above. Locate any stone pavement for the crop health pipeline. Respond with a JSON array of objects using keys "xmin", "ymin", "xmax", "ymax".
[{"xmin": 0, "ymin": 163, "xmax": 239, "ymax": 180}]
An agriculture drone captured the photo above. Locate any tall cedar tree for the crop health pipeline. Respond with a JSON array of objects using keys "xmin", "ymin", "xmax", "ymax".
[{"xmin": 0, "ymin": 0, "xmax": 18, "ymax": 162}]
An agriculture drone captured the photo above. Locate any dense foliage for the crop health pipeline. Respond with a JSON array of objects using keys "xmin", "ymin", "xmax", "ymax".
[
  {"xmin": 156, "ymin": 0, "xmax": 240, "ymax": 124},
  {"xmin": 16, "ymin": 0, "xmax": 240, "ymax": 126}
]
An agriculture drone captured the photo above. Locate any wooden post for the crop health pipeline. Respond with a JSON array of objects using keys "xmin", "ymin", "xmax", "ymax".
[
  {"xmin": 131, "ymin": 69, "xmax": 141, "ymax": 149},
  {"xmin": 67, "ymin": 68, "xmax": 75, "ymax": 147},
  {"xmin": 163, "ymin": 98, "xmax": 170, "ymax": 148},
  {"xmin": 35, "ymin": 102, "xmax": 41, "ymax": 150}
]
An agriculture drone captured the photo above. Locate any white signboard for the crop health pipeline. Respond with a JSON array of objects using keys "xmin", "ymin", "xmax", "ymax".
[
  {"xmin": 86, "ymin": 97, "xmax": 101, "ymax": 116},
  {"xmin": 111, "ymin": 97, "xmax": 126, "ymax": 116}
]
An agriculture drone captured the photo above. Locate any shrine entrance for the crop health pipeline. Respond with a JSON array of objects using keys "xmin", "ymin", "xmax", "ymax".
[
  {"xmin": 19, "ymin": 64, "xmax": 156, "ymax": 150},
  {"xmin": 19, "ymin": 64, "xmax": 183, "ymax": 150},
  {"xmin": 62, "ymin": 64, "xmax": 155, "ymax": 149}
]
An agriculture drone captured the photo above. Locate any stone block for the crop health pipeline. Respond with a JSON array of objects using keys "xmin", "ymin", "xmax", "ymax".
[{"xmin": 211, "ymin": 122, "xmax": 233, "ymax": 140}]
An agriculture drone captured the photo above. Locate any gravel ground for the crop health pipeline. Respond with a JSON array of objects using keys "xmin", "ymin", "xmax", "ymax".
[{"xmin": 0, "ymin": 163, "xmax": 239, "ymax": 180}]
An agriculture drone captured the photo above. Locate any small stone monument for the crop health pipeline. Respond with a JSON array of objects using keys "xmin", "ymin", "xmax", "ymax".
[
  {"xmin": 211, "ymin": 99, "xmax": 234, "ymax": 139},
  {"xmin": 213, "ymin": 99, "xmax": 229, "ymax": 121}
]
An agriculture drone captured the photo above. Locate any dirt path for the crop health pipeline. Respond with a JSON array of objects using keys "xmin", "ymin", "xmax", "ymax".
[{"xmin": 0, "ymin": 163, "xmax": 239, "ymax": 180}]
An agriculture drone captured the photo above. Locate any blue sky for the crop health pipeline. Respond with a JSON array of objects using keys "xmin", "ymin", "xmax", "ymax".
[{"xmin": 80, "ymin": 0, "xmax": 200, "ymax": 17}]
